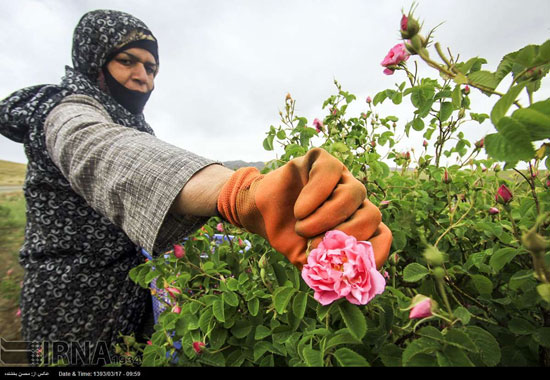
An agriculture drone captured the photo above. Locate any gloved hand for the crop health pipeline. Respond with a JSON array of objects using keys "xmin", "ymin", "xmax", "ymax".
[{"xmin": 217, "ymin": 148, "xmax": 392, "ymax": 269}]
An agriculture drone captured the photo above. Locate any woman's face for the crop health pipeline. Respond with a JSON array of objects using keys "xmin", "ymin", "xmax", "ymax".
[{"xmin": 106, "ymin": 47, "xmax": 157, "ymax": 93}]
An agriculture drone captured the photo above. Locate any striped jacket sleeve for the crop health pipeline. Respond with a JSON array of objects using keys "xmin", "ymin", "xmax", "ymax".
[{"xmin": 44, "ymin": 94, "xmax": 219, "ymax": 254}]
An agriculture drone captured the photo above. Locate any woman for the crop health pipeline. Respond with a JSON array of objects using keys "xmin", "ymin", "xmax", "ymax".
[{"xmin": 0, "ymin": 9, "xmax": 392, "ymax": 365}]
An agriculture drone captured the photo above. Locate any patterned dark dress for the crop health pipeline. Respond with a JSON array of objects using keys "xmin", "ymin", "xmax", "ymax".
[{"xmin": 0, "ymin": 10, "xmax": 214, "ymax": 365}]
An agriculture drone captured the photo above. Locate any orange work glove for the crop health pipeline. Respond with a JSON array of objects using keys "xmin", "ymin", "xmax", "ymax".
[{"xmin": 217, "ymin": 148, "xmax": 392, "ymax": 269}]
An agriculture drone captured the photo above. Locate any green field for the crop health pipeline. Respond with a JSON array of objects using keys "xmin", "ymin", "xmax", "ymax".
[
  {"xmin": 0, "ymin": 160, "xmax": 26, "ymax": 352},
  {"xmin": 0, "ymin": 160, "xmax": 26, "ymax": 186}
]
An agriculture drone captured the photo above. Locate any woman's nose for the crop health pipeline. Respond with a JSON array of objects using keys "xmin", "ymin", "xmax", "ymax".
[{"xmin": 131, "ymin": 64, "xmax": 150, "ymax": 88}]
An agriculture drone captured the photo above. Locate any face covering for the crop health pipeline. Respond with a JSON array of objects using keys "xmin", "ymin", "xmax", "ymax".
[{"xmin": 102, "ymin": 65, "xmax": 152, "ymax": 115}]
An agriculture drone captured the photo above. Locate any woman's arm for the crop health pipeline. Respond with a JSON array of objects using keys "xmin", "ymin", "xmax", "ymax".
[{"xmin": 44, "ymin": 94, "xmax": 223, "ymax": 254}]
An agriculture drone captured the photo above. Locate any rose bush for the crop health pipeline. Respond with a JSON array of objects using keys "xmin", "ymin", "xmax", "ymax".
[{"xmin": 124, "ymin": 6, "xmax": 550, "ymax": 367}]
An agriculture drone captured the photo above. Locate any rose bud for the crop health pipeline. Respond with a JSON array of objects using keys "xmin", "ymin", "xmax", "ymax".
[
  {"xmin": 495, "ymin": 184, "xmax": 513, "ymax": 205},
  {"xmin": 171, "ymin": 305, "xmax": 182, "ymax": 314},
  {"xmin": 193, "ymin": 342, "xmax": 206, "ymax": 354},
  {"xmin": 173, "ymin": 244, "xmax": 185, "ymax": 259},
  {"xmin": 408, "ymin": 295, "xmax": 436, "ymax": 319},
  {"xmin": 165, "ymin": 287, "xmax": 182, "ymax": 299},
  {"xmin": 379, "ymin": 200, "xmax": 391, "ymax": 210},
  {"xmin": 400, "ymin": 14, "xmax": 420, "ymax": 39},
  {"xmin": 423, "ymin": 140, "xmax": 428, "ymax": 148},
  {"xmin": 475, "ymin": 138, "xmax": 484, "ymax": 149},
  {"xmin": 443, "ymin": 169, "xmax": 452, "ymax": 184},
  {"xmin": 463, "ymin": 85, "xmax": 471, "ymax": 95},
  {"xmin": 366, "ymin": 96, "xmax": 372, "ymax": 104},
  {"xmin": 489, "ymin": 207, "xmax": 500, "ymax": 215}
]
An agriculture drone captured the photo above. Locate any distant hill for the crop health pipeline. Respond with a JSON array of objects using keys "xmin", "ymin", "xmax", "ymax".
[
  {"xmin": 0, "ymin": 160, "xmax": 26, "ymax": 186},
  {"xmin": 223, "ymin": 160, "xmax": 266, "ymax": 170}
]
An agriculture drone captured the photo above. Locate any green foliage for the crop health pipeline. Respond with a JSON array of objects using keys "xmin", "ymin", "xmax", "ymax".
[{"xmin": 126, "ymin": 9, "xmax": 550, "ymax": 367}]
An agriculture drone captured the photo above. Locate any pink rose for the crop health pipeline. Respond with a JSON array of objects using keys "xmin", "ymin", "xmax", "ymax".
[
  {"xmin": 409, "ymin": 296, "xmax": 434, "ymax": 319},
  {"xmin": 216, "ymin": 223, "xmax": 224, "ymax": 232},
  {"xmin": 313, "ymin": 118, "xmax": 324, "ymax": 133},
  {"xmin": 381, "ymin": 43, "xmax": 410, "ymax": 75},
  {"xmin": 301, "ymin": 230, "xmax": 386, "ymax": 306}
]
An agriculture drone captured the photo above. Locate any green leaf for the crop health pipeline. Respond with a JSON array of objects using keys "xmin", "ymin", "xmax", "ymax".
[
  {"xmin": 292, "ymin": 291, "xmax": 308, "ymax": 320},
  {"xmin": 333, "ymin": 348, "xmax": 370, "ymax": 367},
  {"xmin": 537, "ymin": 283, "xmax": 550, "ymax": 303},
  {"xmin": 440, "ymin": 346, "xmax": 475, "ymax": 367},
  {"xmin": 467, "ymin": 70, "xmax": 499, "ymax": 91},
  {"xmin": 230, "ymin": 320, "xmax": 253, "ymax": 339},
  {"xmin": 391, "ymin": 230, "xmax": 407, "ymax": 250},
  {"xmin": 470, "ymin": 112, "xmax": 489, "ymax": 124},
  {"xmin": 263, "ymin": 134, "xmax": 274, "ymax": 151},
  {"xmin": 402, "ymin": 337, "xmax": 440, "ymax": 366},
  {"xmin": 439, "ymin": 102, "xmax": 453, "ymax": 122},
  {"xmin": 209, "ymin": 326, "xmax": 228, "ymax": 350},
  {"xmin": 512, "ymin": 103, "xmax": 550, "ymax": 141},
  {"xmin": 255, "ymin": 325, "xmax": 272, "ymax": 340},
  {"xmin": 533, "ymin": 327, "xmax": 550, "ymax": 348},
  {"xmin": 444, "ymin": 329, "xmax": 478, "ymax": 352},
  {"xmin": 403, "ymin": 263, "xmax": 430, "ymax": 282},
  {"xmin": 454, "ymin": 307, "xmax": 471, "ymax": 325},
  {"xmin": 332, "ymin": 142, "xmax": 350, "ymax": 153},
  {"xmin": 489, "ymin": 247, "xmax": 521, "ymax": 272},
  {"xmin": 484, "ymin": 133, "xmax": 520, "ymax": 165},
  {"xmin": 247, "ymin": 297, "xmax": 259, "ymax": 316},
  {"xmin": 253, "ymin": 341, "xmax": 274, "ymax": 362},
  {"xmin": 198, "ymin": 307, "xmax": 214, "ymax": 334},
  {"xmin": 302, "ymin": 346, "xmax": 324, "ymax": 367},
  {"xmin": 212, "ymin": 298, "xmax": 225, "ymax": 322},
  {"xmin": 325, "ymin": 329, "xmax": 363, "ymax": 351},
  {"xmin": 226, "ymin": 277, "xmax": 239, "ymax": 291},
  {"xmin": 379, "ymin": 344, "xmax": 402, "ymax": 367},
  {"xmin": 272, "ymin": 286, "xmax": 296, "ymax": 314},
  {"xmin": 223, "ymin": 291, "xmax": 239, "ymax": 307},
  {"xmin": 534, "ymin": 39, "xmax": 550, "ymax": 65},
  {"xmin": 508, "ymin": 318, "xmax": 536, "ymax": 335},
  {"xmin": 465, "ymin": 326, "xmax": 501, "ymax": 366},
  {"xmin": 338, "ymin": 302, "xmax": 367, "ymax": 340},
  {"xmin": 276, "ymin": 129, "xmax": 287, "ymax": 140},
  {"xmin": 416, "ymin": 326, "xmax": 444, "ymax": 341},
  {"xmin": 490, "ymin": 83, "xmax": 526, "ymax": 126},
  {"xmin": 373, "ymin": 90, "xmax": 387, "ymax": 106},
  {"xmin": 452, "ymin": 85, "xmax": 462, "ymax": 108},
  {"xmin": 471, "ymin": 274, "xmax": 493, "ymax": 296},
  {"xmin": 412, "ymin": 117, "xmax": 425, "ymax": 131}
]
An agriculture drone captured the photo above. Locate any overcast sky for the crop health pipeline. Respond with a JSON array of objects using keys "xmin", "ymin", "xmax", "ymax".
[{"xmin": 1, "ymin": 0, "xmax": 549, "ymax": 167}]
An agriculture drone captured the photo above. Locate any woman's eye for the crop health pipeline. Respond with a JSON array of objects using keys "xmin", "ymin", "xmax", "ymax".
[{"xmin": 117, "ymin": 58, "xmax": 133, "ymax": 66}]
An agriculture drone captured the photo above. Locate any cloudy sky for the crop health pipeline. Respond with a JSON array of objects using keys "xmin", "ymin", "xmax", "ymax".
[{"xmin": 1, "ymin": 0, "xmax": 549, "ymax": 167}]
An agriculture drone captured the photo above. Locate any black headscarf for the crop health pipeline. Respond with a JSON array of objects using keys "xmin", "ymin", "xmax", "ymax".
[{"xmin": 0, "ymin": 10, "xmax": 160, "ymax": 365}]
